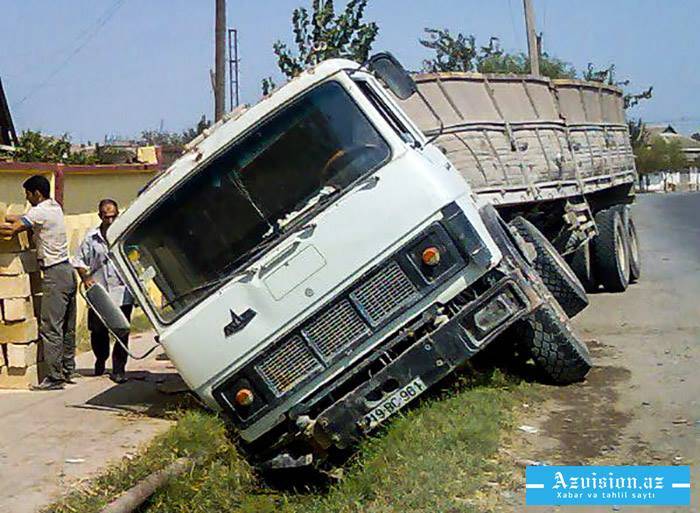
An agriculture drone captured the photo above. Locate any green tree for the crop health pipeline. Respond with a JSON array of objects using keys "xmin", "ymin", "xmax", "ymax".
[
  {"xmin": 420, "ymin": 29, "xmax": 576, "ymax": 79},
  {"xmin": 583, "ymin": 63, "xmax": 652, "ymax": 109},
  {"xmin": 269, "ymin": 0, "xmax": 379, "ymax": 83},
  {"xmin": 627, "ymin": 118, "xmax": 647, "ymax": 151},
  {"xmin": 140, "ymin": 115, "xmax": 211, "ymax": 147},
  {"xmin": 9, "ymin": 130, "xmax": 96, "ymax": 164},
  {"xmin": 635, "ymin": 137, "xmax": 687, "ymax": 175}
]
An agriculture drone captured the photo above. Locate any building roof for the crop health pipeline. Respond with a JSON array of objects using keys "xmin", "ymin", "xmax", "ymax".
[
  {"xmin": 0, "ymin": 78, "xmax": 17, "ymax": 147},
  {"xmin": 647, "ymin": 124, "xmax": 700, "ymax": 151},
  {"xmin": 646, "ymin": 124, "xmax": 677, "ymax": 136}
]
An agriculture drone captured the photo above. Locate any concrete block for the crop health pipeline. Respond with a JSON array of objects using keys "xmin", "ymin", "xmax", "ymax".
[
  {"xmin": 3, "ymin": 342, "xmax": 42, "ymax": 368},
  {"xmin": 0, "ymin": 232, "xmax": 30, "ymax": 253},
  {"xmin": 0, "ymin": 362, "xmax": 48, "ymax": 389},
  {"xmin": 0, "ymin": 274, "xmax": 31, "ymax": 299},
  {"xmin": 1, "ymin": 297, "xmax": 33, "ymax": 322},
  {"xmin": 0, "ymin": 253, "xmax": 24, "ymax": 276},
  {"xmin": 0, "ymin": 318, "xmax": 38, "ymax": 343},
  {"xmin": 0, "ymin": 251, "xmax": 39, "ymax": 276}
]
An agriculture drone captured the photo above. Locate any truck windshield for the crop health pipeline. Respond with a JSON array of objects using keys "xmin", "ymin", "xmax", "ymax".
[{"xmin": 123, "ymin": 80, "xmax": 390, "ymax": 322}]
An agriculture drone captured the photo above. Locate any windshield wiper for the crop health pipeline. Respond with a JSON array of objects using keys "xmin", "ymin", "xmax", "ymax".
[
  {"xmin": 162, "ymin": 275, "xmax": 232, "ymax": 308},
  {"xmin": 162, "ymin": 232, "xmax": 282, "ymax": 307},
  {"xmin": 277, "ymin": 185, "xmax": 339, "ymax": 230}
]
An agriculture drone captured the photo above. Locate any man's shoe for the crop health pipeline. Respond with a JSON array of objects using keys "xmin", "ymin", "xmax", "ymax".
[
  {"xmin": 30, "ymin": 378, "xmax": 65, "ymax": 391},
  {"xmin": 94, "ymin": 360, "xmax": 106, "ymax": 376},
  {"xmin": 64, "ymin": 371, "xmax": 81, "ymax": 384},
  {"xmin": 110, "ymin": 373, "xmax": 127, "ymax": 384}
]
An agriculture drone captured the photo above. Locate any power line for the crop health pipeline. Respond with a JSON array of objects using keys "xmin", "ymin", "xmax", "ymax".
[
  {"xmin": 542, "ymin": 0, "xmax": 548, "ymax": 42},
  {"xmin": 15, "ymin": 0, "xmax": 127, "ymax": 108},
  {"xmin": 507, "ymin": 0, "xmax": 520, "ymax": 48}
]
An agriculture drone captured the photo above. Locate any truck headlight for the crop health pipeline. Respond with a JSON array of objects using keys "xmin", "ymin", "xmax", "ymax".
[
  {"xmin": 422, "ymin": 246, "xmax": 441, "ymax": 266},
  {"xmin": 235, "ymin": 388, "xmax": 255, "ymax": 407}
]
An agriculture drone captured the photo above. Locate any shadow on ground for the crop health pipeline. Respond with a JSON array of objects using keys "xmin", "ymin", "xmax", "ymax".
[{"xmin": 69, "ymin": 367, "xmax": 195, "ymax": 418}]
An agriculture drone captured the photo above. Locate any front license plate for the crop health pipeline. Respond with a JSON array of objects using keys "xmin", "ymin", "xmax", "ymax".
[{"xmin": 361, "ymin": 377, "xmax": 427, "ymax": 432}]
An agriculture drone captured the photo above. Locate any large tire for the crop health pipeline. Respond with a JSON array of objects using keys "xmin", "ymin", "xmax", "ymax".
[
  {"xmin": 568, "ymin": 241, "xmax": 596, "ymax": 292},
  {"xmin": 509, "ymin": 217, "xmax": 589, "ymax": 317},
  {"xmin": 592, "ymin": 208, "xmax": 629, "ymax": 292},
  {"xmin": 518, "ymin": 301, "xmax": 593, "ymax": 384},
  {"xmin": 618, "ymin": 207, "xmax": 641, "ymax": 283}
]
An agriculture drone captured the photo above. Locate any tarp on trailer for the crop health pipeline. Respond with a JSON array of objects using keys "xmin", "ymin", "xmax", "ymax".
[{"xmin": 395, "ymin": 73, "xmax": 636, "ymax": 206}]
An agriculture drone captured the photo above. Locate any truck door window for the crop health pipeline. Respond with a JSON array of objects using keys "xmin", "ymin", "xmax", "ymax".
[{"xmin": 356, "ymin": 80, "xmax": 417, "ymax": 147}]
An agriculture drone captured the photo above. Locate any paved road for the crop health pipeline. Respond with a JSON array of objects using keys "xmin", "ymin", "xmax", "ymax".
[
  {"xmin": 515, "ymin": 192, "xmax": 700, "ymax": 512},
  {"xmin": 0, "ymin": 334, "xmax": 182, "ymax": 513}
]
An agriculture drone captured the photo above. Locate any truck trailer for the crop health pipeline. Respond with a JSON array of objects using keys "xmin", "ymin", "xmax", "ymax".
[{"xmin": 395, "ymin": 72, "xmax": 641, "ymax": 296}]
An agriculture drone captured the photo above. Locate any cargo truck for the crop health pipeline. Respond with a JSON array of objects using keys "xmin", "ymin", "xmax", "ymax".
[{"xmin": 89, "ymin": 54, "xmax": 592, "ymax": 469}]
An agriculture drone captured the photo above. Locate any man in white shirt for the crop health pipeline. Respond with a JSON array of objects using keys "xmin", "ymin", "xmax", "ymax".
[
  {"xmin": 0, "ymin": 175, "xmax": 77, "ymax": 391},
  {"xmin": 72, "ymin": 199, "xmax": 133, "ymax": 383}
]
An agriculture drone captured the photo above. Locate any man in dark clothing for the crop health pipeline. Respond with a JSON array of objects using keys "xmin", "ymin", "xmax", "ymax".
[{"xmin": 72, "ymin": 199, "xmax": 133, "ymax": 383}]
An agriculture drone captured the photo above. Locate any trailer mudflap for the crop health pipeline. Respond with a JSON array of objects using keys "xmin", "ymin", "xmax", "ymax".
[{"xmin": 312, "ymin": 273, "xmax": 534, "ymax": 449}]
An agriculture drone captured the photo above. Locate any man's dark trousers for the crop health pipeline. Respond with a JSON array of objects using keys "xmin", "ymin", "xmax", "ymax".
[
  {"xmin": 88, "ymin": 305, "xmax": 132, "ymax": 374},
  {"xmin": 40, "ymin": 261, "xmax": 77, "ymax": 382}
]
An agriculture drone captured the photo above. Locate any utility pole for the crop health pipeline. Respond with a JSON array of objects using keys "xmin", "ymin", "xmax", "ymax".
[
  {"xmin": 228, "ymin": 28, "xmax": 240, "ymax": 109},
  {"xmin": 523, "ymin": 0, "xmax": 540, "ymax": 76},
  {"xmin": 214, "ymin": 0, "xmax": 226, "ymax": 121}
]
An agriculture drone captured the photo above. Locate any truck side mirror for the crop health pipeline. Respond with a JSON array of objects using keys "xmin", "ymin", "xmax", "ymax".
[
  {"xmin": 84, "ymin": 283, "xmax": 130, "ymax": 340},
  {"xmin": 367, "ymin": 52, "xmax": 417, "ymax": 100}
]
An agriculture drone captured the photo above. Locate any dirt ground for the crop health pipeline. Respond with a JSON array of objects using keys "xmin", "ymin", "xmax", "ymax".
[
  {"xmin": 0, "ymin": 334, "xmax": 185, "ymax": 513},
  {"xmin": 502, "ymin": 192, "xmax": 700, "ymax": 512}
]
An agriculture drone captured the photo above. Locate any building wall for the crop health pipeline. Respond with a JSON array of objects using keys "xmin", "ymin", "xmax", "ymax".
[
  {"xmin": 0, "ymin": 169, "xmax": 55, "ymax": 204},
  {"xmin": 62, "ymin": 170, "xmax": 155, "ymax": 215}
]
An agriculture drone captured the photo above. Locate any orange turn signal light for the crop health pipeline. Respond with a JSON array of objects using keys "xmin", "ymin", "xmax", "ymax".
[
  {"xmin": 235, "ymin": 388, "xmax": 254, "ymax": 407},
  {"xmin": 422, "ymin": 246, "xmax": 441, "ymax": 266}
]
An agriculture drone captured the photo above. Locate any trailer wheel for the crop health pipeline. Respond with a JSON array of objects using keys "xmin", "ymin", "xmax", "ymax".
[
  {"xmin": 592, "ymin": 208, "xmax": 629, "ymax": 292},
  {"xmin": 517, "ymin": 301, "xmax": 592, "ymax": 384},
  {"xmin": 509, "ymin": 217, "xmax": 589, "ymax": 317},
  {"xmin": 626, "ymin": 216, "xmax": 641, "ymax": 282},
  {"xmin": 617, "ymin": 206, "xmax": 641, "ymax": 283},
  {"xmin": 568, "ymin": 241, "xmax": 596, "ymax": 292}
]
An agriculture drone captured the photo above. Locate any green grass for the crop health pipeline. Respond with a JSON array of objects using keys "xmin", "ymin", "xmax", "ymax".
[{"xmin": 47, "ymin": 369, "xmax": 534, "ymax": 513}]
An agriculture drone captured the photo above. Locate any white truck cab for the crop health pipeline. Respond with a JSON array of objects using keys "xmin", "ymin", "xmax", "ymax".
[{"xmin": 100, "ymin": 54, "xmax": 590, "ymax": 468}]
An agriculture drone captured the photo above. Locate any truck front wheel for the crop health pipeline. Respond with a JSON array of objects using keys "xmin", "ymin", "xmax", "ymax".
[
  {"xmin": 592, "ymin": 208, "xmax": 629, "ymax": 292},
  {"xmin": 517, "ymin": 301, "xmax": 593, "ymax": 384},
  {"xmin": 509, "ymin": 217, "xmax": 589, "ymax": 317}
]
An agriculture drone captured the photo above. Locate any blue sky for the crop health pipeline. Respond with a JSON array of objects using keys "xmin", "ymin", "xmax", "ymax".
[{"xmin": 2, "ymin": 0, "xmax": 699, "ymax": 142}]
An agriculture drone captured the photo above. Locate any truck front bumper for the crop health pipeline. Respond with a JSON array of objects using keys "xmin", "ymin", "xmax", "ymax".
[{"xmin": 311, "ymin": 266, "xmax": 539, "ymax": 449}]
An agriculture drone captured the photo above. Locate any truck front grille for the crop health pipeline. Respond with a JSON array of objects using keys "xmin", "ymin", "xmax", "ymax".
[
  {"xmin": 255, "ymin": 261, "xmax": 421, "ymax": 397},
  {"xmin": 302, "ymin": 300, "xmax": 370, "ymax": 360},
  {"xmin": 255, "ymin": 336, "xmax": 322, "ymax": 396},
  {"xmin": 350, "ymin": 261, "xmax": 418, "ymax": 326}
]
